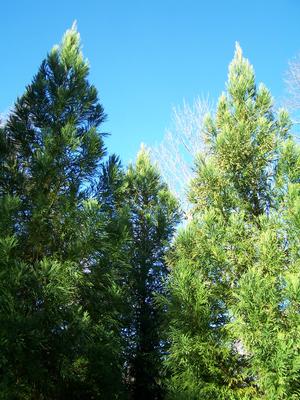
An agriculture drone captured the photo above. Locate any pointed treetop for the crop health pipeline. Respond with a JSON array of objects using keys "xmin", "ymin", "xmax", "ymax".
[
  {"xmin": 126, "ymin": 142, "xmax": 159, "ymax": 183},
  {"xmin": 56, "ymin": 21, "xmax": 87, "ymax": 71},
  {"xmin": 226, "ymin": 41, "xmax": 255, "ymax": 102},
  {"xmin": 136, "ymin": 143, "xmax": 151, "ymax": 166},
  {"xmin": 51, "ymin": 21, "xmax": 80, "ymax": 55},
  {"xmin": 71, "ymin": 20, "xmax": 78, "ymax": 31},
  {"xmin": 138, "ymin": 142, "xmax": 148, "ymax": 155},
  {"xmin": 64, "ymin": 20, "xmax": 79, "ymax": 43},
  {"xmin": 234, "ymin": 41, "xmax": 242, "ymax": 61}
]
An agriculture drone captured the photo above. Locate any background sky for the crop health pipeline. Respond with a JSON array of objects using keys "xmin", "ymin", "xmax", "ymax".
[{"xmin": 1, "ymin": 0, "xmax": 300, "ymax": 165}]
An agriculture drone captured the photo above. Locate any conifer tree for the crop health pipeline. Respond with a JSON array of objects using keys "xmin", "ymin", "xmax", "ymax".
[
  {"xmin": 164, "ymin": 44, "xmax": 293, "ymax": 399},
  {"xmin": 3, "ymin": 22, "xmax": 105, "ymax": 261},
  {"xmin": 231, "ymin": 113, "xmax": 300, "ymax": 397},
  {"xmin": 0, "ymin": 24, "xmax": 110, "ymax": 399},
  {"xmin": 76, "ymin": 155, "xmax": 131, "ymax": 399},
  {"xmin": 125, "ymin": 147, "xmax": 179, "ymax": 400}
]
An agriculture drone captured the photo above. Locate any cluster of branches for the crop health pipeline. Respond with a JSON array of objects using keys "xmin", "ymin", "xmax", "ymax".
[
  {"xmin": 0, "ymin": 25, "xmax": 179, "ymax": 400},
  {"xmin": 161, "ymin": 44, "xmax": 300, "ymax": 399},
  {"xmin": 1, "ymin": 24, "xmax": 300, "ymax": 400},
  {"xmin": 152, "ymin": 53, "xmax": 300, "ymax": 215}
]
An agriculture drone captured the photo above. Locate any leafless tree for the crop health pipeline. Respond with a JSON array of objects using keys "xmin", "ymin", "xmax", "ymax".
[
  {"xmin": 284, "ymin": 54, "xmax": 300, "ymax": 142},
  {"xmin": 285, "ymin": 54, "xmax": 300, "ymax": 114},
  {"xmin": 150, "ymin": 96, "xmax": 213, "ymax": 214}
]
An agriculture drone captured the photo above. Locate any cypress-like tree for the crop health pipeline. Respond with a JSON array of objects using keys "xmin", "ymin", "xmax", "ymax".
[
  {"xmin": 164, "ymin": 44, "xmax": 293, "ymax": 399},
  {"xmin": 125, "ymin": 146, "xmax": 179, "ymax": 400},
  {"xmin": 0, "ymin": 24, "xmax": 109, "ymax": 399}
]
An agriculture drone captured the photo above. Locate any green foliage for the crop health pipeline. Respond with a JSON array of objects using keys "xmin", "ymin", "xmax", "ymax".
[
  {"xmin": 77, "ymin": 156, "xmax": 130, "ymax": 399},
  {"xmin": 3, "ymin": 23, "xmax": 105, "ymax": 262},
  {"xmin": 0, "ymin": 24, "xmax": 179, "ymax": 398},
  {"xmin": 2, "ymin": 22, "xmax": 299, "ymax": 400},
  {"xmin": 124, "ymin": 146, "xmax": 180, "ymax": 400},
  {"xmin": 0, "ymin": 24, "xmax": 120, "ymax": 399},
  {"xmin": 165, "ymin": 43, "xmax": 299, "ymax": 400}
]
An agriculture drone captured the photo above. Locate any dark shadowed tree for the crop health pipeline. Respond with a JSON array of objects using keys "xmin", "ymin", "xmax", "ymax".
[
  {"xmin": 124, "ymin": 146, "xmax": 180, "ymax": 400},
  {"xmin": 0, "ymin": 24, "xmax": 116, "ymax": 399}
]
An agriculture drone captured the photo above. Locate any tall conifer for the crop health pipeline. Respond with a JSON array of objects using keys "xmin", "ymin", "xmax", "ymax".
[
  {"xmin": 164, "ymin": 44, "xmax": 293, "ymax": 399},
  {"xmin": 0, "ymin": 24, "xmax": 108, "ymax": 399},
  {"xmin": 125, "ymin": 147, "xmax": 179, "ymax": 400}
]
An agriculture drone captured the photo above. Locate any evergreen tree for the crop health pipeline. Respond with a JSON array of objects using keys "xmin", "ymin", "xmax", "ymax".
[
  {"xmin": 164, "ymin": 44, "xmax": 293, "ymax": 399},
  {"xmin": 231, "ymin": 110, "xmax": 300, "ymax": 397},
  {"xmin": 0, "ymin": 24, "xmax": 110, "ymax": 399},
  {"xmin": 3, "ymin": 22, "xmax": 105, "ymax": 261},
  {"xmin": 125, "ymin": 147, "xmax": 179, "ymax": 400},
  {"xmin": 76, "ymin": 155, "xmax": 131, "ymax": 399}
]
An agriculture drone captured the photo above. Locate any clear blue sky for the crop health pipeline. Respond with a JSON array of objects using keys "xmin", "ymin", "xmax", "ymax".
[{"xmin": 1, "ymin": 0, "xmax": 300, "ymax": 164}]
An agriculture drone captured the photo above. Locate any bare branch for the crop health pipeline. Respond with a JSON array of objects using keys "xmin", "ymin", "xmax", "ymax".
[
  {"xmin": 285, "ymin": 54, "xmax": 300, "ymax": 112},
  {"xmin": 150, "ymin": 96, "xmax": 213, "ymax": 214}
]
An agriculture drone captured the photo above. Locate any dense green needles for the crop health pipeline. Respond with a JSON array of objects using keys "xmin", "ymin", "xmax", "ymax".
[{"xmin": 0, "ymin": 27, "xmax": 299, "ymax": 400}]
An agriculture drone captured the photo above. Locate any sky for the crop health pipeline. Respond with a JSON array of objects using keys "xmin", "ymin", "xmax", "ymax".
[{"xmin": 1, "ymin": 0, "xmax": 300, "ymax": 165}]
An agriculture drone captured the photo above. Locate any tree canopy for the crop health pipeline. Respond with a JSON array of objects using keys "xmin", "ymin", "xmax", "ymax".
[{"xmin": 1, "ymin": 27, "xmax": 300, "ymax": 400}]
